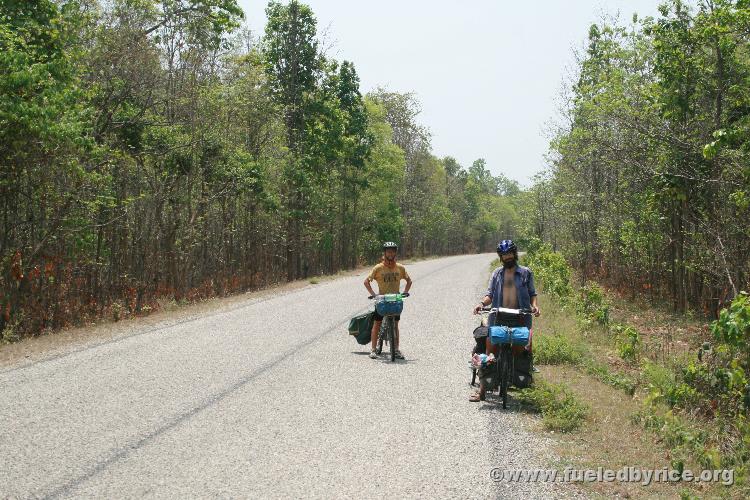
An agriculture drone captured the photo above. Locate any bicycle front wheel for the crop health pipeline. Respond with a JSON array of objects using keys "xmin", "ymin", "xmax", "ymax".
[
  {"xmin": 376, "ymin": 321, "xmax": 384, "ymax": 355},
  {"xmin": 389, "ymin": 317, "xmax": 396, "ymax": 362}
]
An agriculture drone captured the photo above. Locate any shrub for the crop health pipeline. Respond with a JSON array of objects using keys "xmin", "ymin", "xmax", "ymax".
[
  {"xmin": 612, "ymin": 323, "xmax": 640, "ymax": 363},
  {"xmin": 517, "ymin": 381, "xmax": 589, "ymax": 432},
  {"xmin": 523, "ymin": 244, "xmax": 573, "ymax": 302},
  {"xmin": 711, "ymin": 291, "xmax": 750, "ymax": 367},
  {"xmin": 534, "ymin": 333, "xmax": 586, "ymax": 365},
  {"xmin": 575, "ymin": 283, "xmax": 610, "ymax": 325}
]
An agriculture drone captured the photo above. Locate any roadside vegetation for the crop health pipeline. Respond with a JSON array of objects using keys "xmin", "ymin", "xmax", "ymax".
[
  {"xmin": 517, "ymin": 6, "xmax": 750, "ymax": 489},
  {"xmin": 522, "ymin": 243, "xmax": 749, "ymax": 497}
]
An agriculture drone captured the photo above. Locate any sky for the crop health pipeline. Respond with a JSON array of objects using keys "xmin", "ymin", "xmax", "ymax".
[{"xmin": 237, "ymin": 0, "xmax": 664, "ymax": 185}]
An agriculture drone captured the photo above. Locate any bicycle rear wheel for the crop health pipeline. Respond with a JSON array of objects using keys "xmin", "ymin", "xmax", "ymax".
[{"xmin": 500, "ymin": 348, "xmax": 513, "ymax": 409}]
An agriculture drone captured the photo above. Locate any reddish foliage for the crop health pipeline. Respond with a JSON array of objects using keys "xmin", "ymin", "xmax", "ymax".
[{"xmin": 10, "ymin": 250, "xmax": 23, "ymax": 281}]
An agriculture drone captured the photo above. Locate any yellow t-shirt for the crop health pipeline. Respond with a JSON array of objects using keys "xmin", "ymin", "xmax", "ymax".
[{"xmin": 367, "ymin": 262, "xmax": 410, "ymax": 295}]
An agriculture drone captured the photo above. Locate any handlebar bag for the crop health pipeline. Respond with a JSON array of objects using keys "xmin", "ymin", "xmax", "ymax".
[
  {"xmin": 490, "ymin": 311, "xmax": 525, "ymax": 328},
  {"xmin": 376, "ymin": 294, "xmax": 403, "ymax": 316}
]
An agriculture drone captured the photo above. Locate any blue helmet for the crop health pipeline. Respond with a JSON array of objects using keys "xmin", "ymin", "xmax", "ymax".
[{"xmin": 497, "ymin": 239, "xmax": 517, "ymax": 254}]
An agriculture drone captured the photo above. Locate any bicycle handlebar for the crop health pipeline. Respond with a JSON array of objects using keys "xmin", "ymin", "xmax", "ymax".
[
  {"xmin": 368, "ymin": 292, "xmax": 410, "ymax": 299},
  {"xmin": 480, "ymin": 306, "xmax": 532, "ymax": 315}
]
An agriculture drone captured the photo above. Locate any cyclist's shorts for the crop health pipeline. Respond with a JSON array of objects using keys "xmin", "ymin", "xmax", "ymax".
[{"xmin": 373, "ymin": 310, "xmax": 400, "ymax": 322}]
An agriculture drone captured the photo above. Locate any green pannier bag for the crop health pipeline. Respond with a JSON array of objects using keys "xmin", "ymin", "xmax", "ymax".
[{"xmin": 348, "ymin": 311, "xmax": 374, "ymax": 345}]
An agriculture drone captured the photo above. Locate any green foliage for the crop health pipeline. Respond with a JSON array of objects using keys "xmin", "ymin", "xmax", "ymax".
[
  {"xmin": 633, "ymin": 409, "xmax": 716, "ymax": 470},
  {"xmin": 643, "ymin": 360, "xmax": 700, "ymax": 410},
  {"xmin": 582, "ymin": 359, "xmax": 638, "ymax": 395},
  {"xmin": 517, "ymin": 381, "xmax": 590, "ymax": 432},
  {"xmin": 611, "ymin": 323, "xmax": 641, "ymax": 363},
  {"xmin": 0, "ymin": 0, "xmax": 524, "ymax": 337},
  {"xmin": 534, "ymin": 1, "xmax": 750, "ymax": 314},
  {"xmin": 534, "ymin": 333, "xmax": 585, "ymax": 365},
  {"xmin": 575, "ymin": 283, "xmax": 610, "ymax": 326},
  {"xmin": 633, "ymin": 292, "xmax": 750, "ymax": 479},
  {"xmin": 523, "ymin": 244, "xmax": 572, "ymax": 302},
  {"xmin": 712, "ymin": 292, "xmax": 750, "ymax": 357}
]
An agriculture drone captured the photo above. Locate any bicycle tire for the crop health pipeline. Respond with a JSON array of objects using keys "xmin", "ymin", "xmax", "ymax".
[
  {"xmin": 501, "ymin": 348, "xmax": 513, "ymax": 409},
  {"xmin": 389, "ymin": 317, "xmax": 396, "ymax": 362},
  {"xmin": 376, "ymin": 322, "xmax": 384, "ymax": 355}
]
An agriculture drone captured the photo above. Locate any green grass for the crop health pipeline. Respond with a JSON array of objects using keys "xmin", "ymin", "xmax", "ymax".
[
  {"xmin": 517, "ymin": 380, "xmax": 590, "ymax": 432},
  {"xmin": 582, "ymin": 359, "xmax": 638, "ymax": 395},
  {"xmin": 533, "ymin": 332, "xmax": 586, "ymax": 365}
]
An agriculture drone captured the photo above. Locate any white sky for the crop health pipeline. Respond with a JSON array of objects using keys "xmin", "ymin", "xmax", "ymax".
[{"xmin": 237, "ymin": 0, "xmax": 664, "ymax": 185}]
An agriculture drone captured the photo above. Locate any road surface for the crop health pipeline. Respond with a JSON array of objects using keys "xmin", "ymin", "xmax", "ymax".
[{"xmin": 0, "ymin": 254, "xmax": 571, "ymax": 499}]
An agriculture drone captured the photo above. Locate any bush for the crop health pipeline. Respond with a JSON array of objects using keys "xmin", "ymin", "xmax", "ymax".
[
  {"xmin": 642, "ymin": 361, "xmax": 699, "ymax": 409},
  {"xmin": 534, "ymin": 333, "xmax": 586, "ymax": 365},
  {"xmin": 694, "ymin": 291, "xmax": 750, "ymax": 419},
  {"xmin": 517, "ymin": 381, "xmax": 589, "ymax": 432},
  {"xmin": 711, "ymin": 291, "xmax": 750, "ymax": 367},
  {"xmin": 633, "ymin": 410, "xmax": 717, "ymax": 470},
  {"xmin": 575, "ymin": 283, "xmax": 610, "ymax": 325},
  {"xmin": 611, "ymin": 323, "xmax": 640, "ymax": 363},
  {"xmin": 523, "ymin": 244, "xmax": 573, "ymax": 302}
]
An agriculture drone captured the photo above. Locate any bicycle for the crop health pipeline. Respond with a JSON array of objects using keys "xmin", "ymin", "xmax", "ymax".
[
  {"xmin": 368, "ymin": 292, "xmax": 410, "ymax": 362},
  {"xmin": 477, "ymin": 306, "xmax": 532, "ymax": 409}
]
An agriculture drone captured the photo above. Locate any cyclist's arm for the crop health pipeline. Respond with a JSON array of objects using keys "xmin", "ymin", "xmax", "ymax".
[
  {"xmin": 473, "ymin": 295, "xmax": 491, "ymax": 314},
  {"xmin": 403, "ymin": 276, "xmax": 412, "ymax": 294},
  {"xmin": 531, "ymin": 295, "xmax": 540, "ymax": 316},
  {"xmin": 364, "ymin": 278, "xmax": 376, "ymax": 297},
  {"xmin": 528, "ymin": 269, "xmax": 540, "ymax": 316}
]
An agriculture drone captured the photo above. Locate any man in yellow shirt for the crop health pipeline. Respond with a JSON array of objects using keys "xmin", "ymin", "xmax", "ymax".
[{"xmin": 364, "ymin": 241, "xmax": 412, "ymax": 359}]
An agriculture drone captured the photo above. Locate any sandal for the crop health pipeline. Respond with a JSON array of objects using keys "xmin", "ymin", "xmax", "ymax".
[{"xmin": 469, "ymin": 391, "xmax": 486, "ymax": 402}]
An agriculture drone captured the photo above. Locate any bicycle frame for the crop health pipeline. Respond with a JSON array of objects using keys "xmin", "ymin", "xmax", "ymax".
[
  {"xmin": 376, "ymin": 315, "xmax": 397, "ymax": 361},
  {"xmin": 479, "ymin": 306, "xmax": 532, "ymax": 408}
]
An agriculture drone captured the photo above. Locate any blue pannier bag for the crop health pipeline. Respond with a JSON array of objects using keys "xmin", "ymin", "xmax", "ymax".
[
  {"xmin": 376, "ymin": 294, "xmax": 403, "ymax": 316},
  {"xmin": 489, "ymin": 326, "xmax": 530, "ymax": 346}
]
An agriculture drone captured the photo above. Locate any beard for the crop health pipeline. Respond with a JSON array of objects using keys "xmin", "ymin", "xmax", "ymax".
[{"xmin": 502, "ymin": 258, "xmax": 517, "ymax": 269}]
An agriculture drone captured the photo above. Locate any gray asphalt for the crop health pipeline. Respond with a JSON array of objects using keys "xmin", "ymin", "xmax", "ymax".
[{"xmin": 0, "ymin": 254, "xmax": 572, "ymax": 499}]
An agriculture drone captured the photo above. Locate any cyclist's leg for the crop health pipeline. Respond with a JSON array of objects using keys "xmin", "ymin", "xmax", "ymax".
[
  {"xmin": 371, "ymin": 310, "xmax": 384, "ymax": 351},
  {"xmin": 394, "ymin": 315, "xmax": 401, "ymax": 349},
  {"xmin": 485, "ymin": 337, "xmax": 500, "ymax": 357}
]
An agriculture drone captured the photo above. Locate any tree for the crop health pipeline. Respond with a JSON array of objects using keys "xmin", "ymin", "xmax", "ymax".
[{"xmin": 263, "ymin": 0, "xmax": 320, "ymax": 280}]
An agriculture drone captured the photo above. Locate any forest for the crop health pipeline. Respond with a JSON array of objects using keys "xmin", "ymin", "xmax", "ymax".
[
  {"xmin": 0, "ymin": 0, "xmax": 521, "ymax": 336},
  {"xmin": 527, "ymin": 0, "xmax": 750, "ymax": 315},
  {"xmin": 2, "ymin": 0, "xmax": 749, "ymax": 339}
]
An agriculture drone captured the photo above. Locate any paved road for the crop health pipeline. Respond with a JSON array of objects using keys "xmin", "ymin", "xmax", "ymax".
[{"xmin": 0, "ymin": 254, "xmax": 569, "ymax": 499}]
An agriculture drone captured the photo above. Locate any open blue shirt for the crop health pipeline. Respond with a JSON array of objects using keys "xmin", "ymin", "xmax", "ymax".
[{"xmin": 485, "ymin": 265, "xmax": 537, "ymax": 328}]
